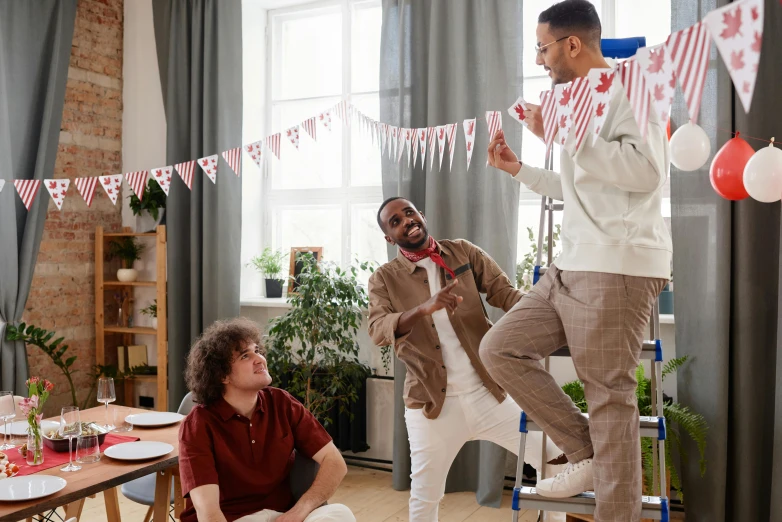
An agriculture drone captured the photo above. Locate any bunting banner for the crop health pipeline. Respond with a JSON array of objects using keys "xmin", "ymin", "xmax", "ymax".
[
  {"xmin": 286, "ymin": 126, "xmax": 300, "ymax": 150},
  {"xmin": 636, "ymin": 43, "xmax": 676, "ymax": 126},
  {"xmin": 222, "ymin": 148, "xmax": 242, "ymax": 177},
  {"xmin": 45, "ymin": 179, "xmax": 69, "ymax": 210},
  {"xmin": 541, "ymin": 89, "xmax": 559, "ymax": 154},
  {"xmin": 428, "ymin": 127, "xmax": 437, "ymax": 171},
  {"xmin": 303, "ymin": 117, "xmax": 317, "ymax": 141},
  {"xmin": 587, "ymin": 68, "xmax": 616, "ymax": 143},
  {"xmin": 266, "ymin": 133, "xmax": 281, "ymax": 160},
  {"xmin": 151, "ymin": 166, "xmax": 174, "ymax": 195},
  {"xmin": 379, "ymin": 123, "xmax": 388, "ymax": 156},
  {"xmin": 554, "ymin": 82, "xmax": 574, "ymax": 145},
  {"xmin": 244, "ymin": 141, "xmax": 263, "ymax": 170},
  {"xmin": 99, "ymin": 175, "xmax": 123, "ymax": 205},
  {"xmin": 485, "ymin": 111, "xmax": 503, "ymax": 166},
  {"xmin": 198, "ymin": 155, "xmax": 218, "ymax": 184},
  {"xmin": 396, "ymin": 127, "xmax": 405, "ymax": 163},
  {"xmin": 446, "ymin": 122, "xmax": 458, "ymax": 171},
  {"xmin": 619, "ymin": 58, "xmax": 652, "ymax": 141},
  {"xmin": 318, "ymin": 111, "xmax": 332, "ymax": 131},
  {"xmin": 436, "ymin": 125, "xmax": 447, "ymax": 171},
  {"xmin": 418, "ymin": 128, "xmax": 427, "ymax": 168},
  {"xmin": 125, "ymin": 171, "xmax": 149, "ymax": 201},
  {"xmin": 570, "ymin": 77, "xmax": 594, "ymax": 152},
  {"xmin": 667, "ymin": 22, "xmax": 711, "ymax": 123},
  {"xmin": 463, "ymin": 119, "xmax": 476, "ymax": 171},
  {"xmin": 174, "ymin": 161, "xmax": 196, "ymax": 191},
  {"xmin": 14, "ymin": 180, "xmax": 41, "ymax": 210},
  {"xmin": 75, "ymin": 177, "xmax": 99, "ymax": 207},
  {"xmin": 404, "ymin": 128, "xmax": 413, "ymax": 166}
]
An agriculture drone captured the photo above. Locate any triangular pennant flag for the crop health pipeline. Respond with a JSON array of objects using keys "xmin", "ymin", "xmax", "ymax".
[
  {"xmin": 266, "ymin": 133, "xmax": 281, "ymax": 160},
  {"xmin": 667, "ymin": 22, "xmax": 712, "ymax": 123},
  {"xmin": 174, "ymin": 161, "xmax": 197, "ymax": 190},
  {"xmin": 704, "ymin": 0, "xmax": 762, "ymax": 113},
  {"xmin": 244, "ymin": 141, "xmax": 263, "ymax": 170},
  {"xmin": 463, "ymin": 119, "xmax": 476, "ymax": 171},
  {"xmin": 428, "ymin": 127, "xmax": 437, "ymax": 171},
  {"xmin": 45, "ymin": 179, "xmax": 69, "ymax": 211},
  {"xmin": 336, "ymin": 101, "xmax": 350, "ymax": 125},
  {"xmin": 379, "ymin": 123, "xmax": 388, "ymax": 156},
  {"xmin": 397, "ymin": 128, "xmax": 406, "ymax": 164},
  {"xmin": 99, "ymin": 174, "xmax": 123, "ymax": 204},
  {"xmin": 540, "ymin": 89, "xmax": 559, "ymax": 154},
  {"xmin": 371, "ymin": 121, "xmax": 379, "ymax": 147},
  {"xmin": 198, "ymin": 155, "xmax": 218, "ymax": 184},
  {"xmin": 508, "ymin": 97, "xmax": 530, "ymax": 129},
  {"xmin": 126, "ymin": 171, "xmax": 149, "ymax": 201},
  {"xmin": 554, "ymin": 83, "xmax": 574, "ymax": 145},
  {"xmin": 390, "ymin": 126, "xmax": 399, "ymax": 160},
  {"xmin": 404, "ymin": 128, "xmax": 414, "ymax": 166},
  {"xmin": 618, "ymin": 58, "xmax": 651, "ymax": 141},
  {"xmin": 587, "ymin": 68, "xmax": 616, "ymax": 143},
  {"xmin": 485, "ymin": 111, "xmax": 503, "ymax": 165},
  {"xmin": 303, "ymin": 117, "xmax": 317, "ymax": 141},
  {"xmin": 286, "ymin": 126, "xmax": 300, "ymax": 150},
  {"xmin": 412, "ymin": 128, "xmax": 420, "ymax": 167},
  {"xmin": 75, "ymin": 177, "xmax": 99, "ymax": 207},
  {"xmin": 570, "ymin": 77, "xmax": 594, "ymax": 152},
  {"xmin": 418, "ymin": 128, "xmax": 428, "ymax": 168},
  {"xmin": 446, "ymin": 123, "xmax": 458, "ymax": 171},
  {"xmin": 436, "ymin": 125, "xmax": 447, "ymax": 170},
  {"xmin": 318, "ymin": 111, "xmax": 332, "ymax": 131},
  {"xmin": 13, "ymin": 180, "xmax": 41, "ymax": 210},
  {"xmin": 222, "ymin": 148, "xmax": 242, "ymax": 177},
  {"xmin": 0, "ymin": 180, "xmax": 4, "ymax": 195},
  {"xmin": 636, "ymin": 44, "xmax": 676, "ymax": 126},
  {"xmin": 151, "ymin": 166, "xmax": 174, "ymax": 194}
]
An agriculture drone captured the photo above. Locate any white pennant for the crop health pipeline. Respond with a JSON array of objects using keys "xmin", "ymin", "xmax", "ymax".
[
  {"xmin": 99, "ymin": 175, "xmax": 123, "ymax": 204},
  {"xmin": 436, "ymin": 125, "xmax": 447, "ymax": 170},
  {"xmin": 45, "ymin": 179, "xmax": 69, "ymax": 210},
  {"xmin": 587, "ymin": 68, "xmax": 616, "ymax": 144},
  {"xmin": 428, "ymin": 127, "xmax": 437, "ymax": 171},
  {"xmin": 418, "ymin": 128, "xmax": 428, "ymax": 168},
  {"xmin": 151, "ymin": 166, "xmax": 174, "ymax": 195},
  {"xmin": 446, "ymin": 123, "xmax": 458, "ymax": 171},
  {"xmin": 553, "ymin": 82, "xmax": 574, "ymax": 145},
  {"xmin": 245, "ymin": 140, "xmax": 264, "ymax": 169},
  {"xmin": 198, "ymin": 155, "xmax": 218, "ymax": 184},
  {"xmin": 636, "ymin": 44, "xmax": 676, "ymax": 126},
  {"xmin": 404, "ymin": 128, "xmax": 413, "ymax": 166},
  {"xmin": 463, "ymin": 119, "xmax": 476, "ymax": 171}
]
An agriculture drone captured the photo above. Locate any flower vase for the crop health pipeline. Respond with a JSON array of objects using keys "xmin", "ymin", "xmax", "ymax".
[{"xmin": 26, "ymin": 418, "xmax": 44, "ymax": 466}]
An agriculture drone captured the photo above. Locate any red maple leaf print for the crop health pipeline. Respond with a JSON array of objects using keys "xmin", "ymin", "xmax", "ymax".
[
  {"xmin": 201, "ymin": 159, "xmax": 209, "ymax": 167},
  {"xmin": 107, "ymin": 188, "xmax": 113, "ymax": 195},
  {"xmin": 743, "ymin": 81, "xmax": 751, "ymax": 93},
  {"xmin": 420, "ymin": 130, "xmax": 426, "ymax": 140},
  {"xmin": 596, "ymin": 72, "xmax": 613, "ymax": 93},
  {"xmin": 595, "ymin": 102, "xmax": 606, "ymax": 117},
  {"xmin": 731, "ymin": 50, "xmax": 746, "ymax": 70},
  {"xmin": 720, "ymin": 7, "xmax": 743, "ymax": 39},
  {"xmin": 647, "ymin": 49, "xmax": 666, "ymax": 74},
  {"xmin": 155, "ymin": 169, "xmax": 163, "ymax": 177},
  {"xmin": 406, "ymin": 130, "xmax": 411, "ymax": 139},
  {"xmin": 49, "ymin": 181, "xmax": 57, "ymax": 189},
  {"xmin": 439, "ymin": 128, "xmax": 445, "ymax": 140},
  {"xmin": 751, "ymin": 6, "xmax": 759, "ymax": 21},
  {"xmin": 669, "ymin": 75, "xmax": 677, "ymax": 89},
  {"xmin": 102, "ymin": 178, "xmax": 111, "ymax": 185},
  {"xmin": 61, "ymin": 182, "xmax": 67, "ymax": 188},
  {"xmin": 287, "ymin": 129, "xmax": 292, "ymax": 137},
  {"xmin": 559, "ymin": 115, "xmax": 568, "ymax": 129},
  {"xmin": 751, "ymin": 31, "xmax": 762, "ymax": 53},
  {"xmin": 514, "ymin": 104, "xmax": 526, "ymax": 121},
  {"xmin": 467, "ymin": 142, "xmax": 472, "ymax": 152},
  {"xmin": 251, "ymin": 154, "xmax": 256, "ymax": 160},
  {"xmin": 754, "ymin": 63, "xmax": 759, "ymax": 73},
  {"xmin": 166, "ymin": 176, "xmax": 171, "ymax": 183},
  {"xmin": 467, "ymin": 121, "xmax": 475, "ymax": 136},
  {"xmin": 653, "ymin": 84, "xmax": 666, "ymax": 101},
  {"xmin": 560, "ymin": 88, "xmax": 572, "ymax": 106}
]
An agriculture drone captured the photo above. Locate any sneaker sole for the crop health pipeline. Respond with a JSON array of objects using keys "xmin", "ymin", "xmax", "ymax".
[{"xmin": 535, "ymin": 488, "xmax": 593, "ymax": 499}]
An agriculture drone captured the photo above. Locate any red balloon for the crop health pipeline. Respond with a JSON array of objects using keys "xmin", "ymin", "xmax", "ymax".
[{"xmin": 710, "ymin": 134, "xmax": 754, "ymax": 200}]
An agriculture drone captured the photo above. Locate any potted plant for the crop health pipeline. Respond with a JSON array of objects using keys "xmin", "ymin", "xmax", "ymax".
[
  {"xmin": 129, "ymin": 178, "xmax": 166, "ymax": 233},
  {"xmin": 140, "ymin": 299, "xmax": 158, "ymax": 328},
  {"xmin": 264, "ymin": 254, "xmax": 372, "ymax": 425},
  {"xmin": 248, "ymin": 247, "xmax": 288, "ymax": 298},
  {"xmin": 516, "ymin": 225, "xmax": 561, "ymax": 291},
  {"xmin": 108, "ymin": 237, "xmax": 146, "ymax": 282},
  {"xmin": 19, "ymin": 377, "xmax": 54, "ymax": 466}
]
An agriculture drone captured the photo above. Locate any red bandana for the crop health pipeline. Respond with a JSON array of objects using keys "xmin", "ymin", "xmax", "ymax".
[{"xmin": 400, "ymin": 237, "xmax": 456, "ymax": 279}]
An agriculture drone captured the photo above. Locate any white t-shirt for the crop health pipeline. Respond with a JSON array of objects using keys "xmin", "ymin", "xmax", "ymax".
[{"xmin": 415, "ymin": 257, "xmax": 484, "ymax": 395}]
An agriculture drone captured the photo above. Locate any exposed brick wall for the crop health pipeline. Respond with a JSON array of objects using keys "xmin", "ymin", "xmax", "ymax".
[{"xmin": 24, "ymin": 0, "xmax": 124, "ymax": 416}]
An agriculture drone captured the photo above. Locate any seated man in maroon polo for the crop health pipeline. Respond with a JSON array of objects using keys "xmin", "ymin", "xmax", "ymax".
[{"xmin": 178, "ymin": 318, "xmax": 356, "ymax": 522}]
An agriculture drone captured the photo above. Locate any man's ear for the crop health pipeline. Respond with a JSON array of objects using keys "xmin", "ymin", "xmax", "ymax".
[{"xmin": 384, "ymin": 235, "xmax": 395, "ymax": 246}]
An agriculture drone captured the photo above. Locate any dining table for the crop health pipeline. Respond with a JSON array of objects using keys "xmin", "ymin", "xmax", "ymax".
[{"xmin": 0, "ymin": 406, "xmax": 184, "ymax": 522}]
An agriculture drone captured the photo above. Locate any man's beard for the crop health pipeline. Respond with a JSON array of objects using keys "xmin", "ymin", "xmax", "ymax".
[{"xmin": 397, "ymin": 226, "xmax": 430, "ymax": 250}]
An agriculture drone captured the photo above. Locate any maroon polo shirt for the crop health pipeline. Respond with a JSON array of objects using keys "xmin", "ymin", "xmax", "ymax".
[{"xmin": 178, "ymin": 387, "xmax": 332, "ymax": 522}]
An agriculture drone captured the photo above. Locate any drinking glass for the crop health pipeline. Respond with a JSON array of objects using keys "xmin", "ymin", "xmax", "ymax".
[
  {"xmin": 0, "ymin": 392, "xmax": 16, "ymax": 450},
  {"xmin": 97, "ymin": 378, "xmax": 116, "ymax": 431},
  {"xmin": 112, "ymin": 406, "xmax": 133, "ymax": 433},
  {"xmin": 75, "ymin": 434, "xmax": 101, "ymax": 464},
  {"xmin": 60, "ymin": 406, "xmax": 82, "ymax": 472}
]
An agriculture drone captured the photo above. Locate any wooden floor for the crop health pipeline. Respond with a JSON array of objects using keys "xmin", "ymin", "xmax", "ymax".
[{"xmin": 75, "ymin": 466, "xmax": 540, "ymax": 522}]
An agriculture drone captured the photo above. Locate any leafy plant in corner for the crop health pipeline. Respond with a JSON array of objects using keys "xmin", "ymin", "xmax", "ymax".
[
  {"xmin": 561, "ymin": 356, "xmax": 707, "ymax": 496},
  {"xmin": 108, "ymin": 237, "xmax": 146, "ymax": 269},
  {"xmin": 516, "ymin": 225, "xmax": 561, "ymax": 292},
  {"xmin": 264, "ymin": 254, "xmax": 373, "ymax": 425},
  {"xmin": 248, "ymin": 248, "xmax": 289, "ymax": 298},
  {"xmin": 129, "ymin": 178, "xmax": 166, "ymax": 221},
  {"xmin": 140, "ymin": 299, "xmax": 158, "ymax": 318}
]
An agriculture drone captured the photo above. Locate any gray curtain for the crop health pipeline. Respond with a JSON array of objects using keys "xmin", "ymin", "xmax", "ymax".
[
  {"xmin": 379, "ymin": 0, "xmax": 523, "ymax": 506},
  {"xmin": 152, "ymin": 0, "xmax": 243, "ymax": 411},
  {"xmin": 672, "ymin": 1, "xmax": 782, "ymax": 520},
  {"xmin": 0, "ymin": 1, "xmax": 77, "ymax": 394}
]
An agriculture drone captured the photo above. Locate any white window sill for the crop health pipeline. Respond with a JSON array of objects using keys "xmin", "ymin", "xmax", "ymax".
[{"xmin": 240, "ymin": 297, "xmax": 292, "ymax": 309}]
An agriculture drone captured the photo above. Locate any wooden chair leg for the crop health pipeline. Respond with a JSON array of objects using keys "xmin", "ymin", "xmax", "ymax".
[
  {"xmin": 64, "ymin": 498, "xmax": 87, "ymax": 521},
  {"xmin": 153, "ymin": 469, "xmax": 173, "ymax": 522},
  {"xmin": 173, "ymin": 471, "xmax": 184, "ymax": 519},
  {"xmin": 104, "ymin": 487, "xmax": 122, "ymax": 522},
  {"xmin": 143, "ymin": 506, "xmax": 154, "ymax": 522}
]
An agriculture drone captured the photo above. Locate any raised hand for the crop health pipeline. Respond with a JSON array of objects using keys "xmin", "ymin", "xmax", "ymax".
[{"xmin": 418, "ymin": 279, "xmax": 463, "ymax": 316}]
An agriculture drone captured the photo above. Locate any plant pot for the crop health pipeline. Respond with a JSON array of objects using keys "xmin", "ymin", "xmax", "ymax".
[
  {"xmin": 659, "ymin": 283, "xmax": 674, "ymax": 315},
  {"xmin": 265, "ymin": 278, "xmax": 284, "ymax": 298},
  {"xmin": 135, "ymin": 208, "xmax": 165, "ymax": 233},
  {"xmin": 117, "ymin": 268, "xmax": 139, "ymax": 282}
]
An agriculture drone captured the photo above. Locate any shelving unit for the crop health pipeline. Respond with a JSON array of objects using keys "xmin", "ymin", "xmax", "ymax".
[{"xmin": 95, "ymin": 225, "xmax": 168, "ymax": 411}]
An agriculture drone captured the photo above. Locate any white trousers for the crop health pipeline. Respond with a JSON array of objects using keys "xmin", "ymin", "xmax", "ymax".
[
  {"xmin": 234, "ymin": 504, "xmax": 355, "ymax": 522},
  {"xmin": 405, "ymin": 386, "xmax": 566, "ymax": 522}
]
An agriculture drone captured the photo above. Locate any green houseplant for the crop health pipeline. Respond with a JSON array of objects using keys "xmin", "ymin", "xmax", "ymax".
[
  {"xmin": 248, "ymin": 248, "xmax": 288, "ymax": 298},
  {"xmin": 129, "ymin": 178, "xmax": 167, "ymax": 232},
  {"xmin": 264, "ymin": 254, "xmax": 372, "ymax": 425},
  {"xmin": 108, "ymin": 237, "xmax": 146, "ymax": 282},
  {"xmin": 561, "ymin": 356, "xmax": 707, "ymax": 496},
  {"xmin": 516, "ymin": 225, "xmax": 561, "ymax": 291}
]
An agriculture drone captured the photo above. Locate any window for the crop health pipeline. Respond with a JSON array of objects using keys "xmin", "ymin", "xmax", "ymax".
[
  {"xmin": 242, "ymin": 0, "xmax": 385, "ymax": 297},
  {"xmin": 518, "ymin": 0, "xmax": 672, "ymax": 266}
]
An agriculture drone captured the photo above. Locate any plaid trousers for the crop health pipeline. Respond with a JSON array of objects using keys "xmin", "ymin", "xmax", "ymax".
[{"xmin": 479, "ymin": 265, "xmax": 666, "ymax": 522}]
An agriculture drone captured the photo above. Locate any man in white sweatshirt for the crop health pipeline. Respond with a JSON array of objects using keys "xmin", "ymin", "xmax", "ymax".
[{"xmin": 479, "ymin": 1, "xmax": 671, "ymax": 521}]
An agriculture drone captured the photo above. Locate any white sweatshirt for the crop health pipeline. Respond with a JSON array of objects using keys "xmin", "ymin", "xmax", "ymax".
[{"xmin": 515, "ymin": 86, "xmax": 672, "ymax": 279}]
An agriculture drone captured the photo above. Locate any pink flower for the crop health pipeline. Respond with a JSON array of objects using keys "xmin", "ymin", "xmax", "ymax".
[
  {"xmin": 43, "ymin": 380, "xmax": 54, "ymax": 392},
  {"xmin": 26, "ymin": 377, "xmax": 40, "ymax": 387},
  {"xmin": 35, "ymin": 413, "xmax": 43, "ymax": 423},
  {"xmin": 19, "ymin": 395, "xmax": 39, "ymax": 416}
]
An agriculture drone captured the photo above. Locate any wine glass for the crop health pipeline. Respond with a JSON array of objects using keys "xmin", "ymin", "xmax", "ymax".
[
  {"xmin": 97, "ymin": 377, "xmax": 116, "ymax": 430},
  {"xmin": 60, "ymin": 406, "xmax": 82, "ymax": 472},
  {"xmin": 0, "ymin": 392, "xmax": 15, "ymax": 450}
]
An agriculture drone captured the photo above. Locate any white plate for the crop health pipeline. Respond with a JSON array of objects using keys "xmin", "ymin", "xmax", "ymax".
[
  {"xmin": 0, "ymin": 476, "xmax": 67, "ymax": 501},
  {"xmin": 125, "ymin": 412, "xmax": 184, "ymax": 428},
  {"xmin": 104, "ymin": 441, "xmax": 174, "ymax": 461},
  {"xmin": 2, "ymin": 420, "xmax": 59, "ymax": 437}
]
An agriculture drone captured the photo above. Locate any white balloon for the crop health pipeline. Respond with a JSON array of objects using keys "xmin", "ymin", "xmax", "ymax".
[
  {"xmin": 670, "ymin": 122, "xmax": 711, "ymax": 171},
  {"xmin": 743, "ymin": 144, "xmax": 782, "ymax": 203}
]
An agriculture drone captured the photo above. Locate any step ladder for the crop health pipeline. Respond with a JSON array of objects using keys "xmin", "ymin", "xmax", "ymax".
[{"xmin": 510, "ymin": 37, "xmax": 669, "ymax": 522}]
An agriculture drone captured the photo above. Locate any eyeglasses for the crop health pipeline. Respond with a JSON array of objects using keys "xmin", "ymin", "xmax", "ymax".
[{"xmin": 535, "ymin": 36, "xmax": 570, "ymax": 55}]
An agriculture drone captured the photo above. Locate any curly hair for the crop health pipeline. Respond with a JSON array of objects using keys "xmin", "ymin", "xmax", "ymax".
[{"xmin": 185, "ymin": 317, "xmax": 263, "ymax": 406}]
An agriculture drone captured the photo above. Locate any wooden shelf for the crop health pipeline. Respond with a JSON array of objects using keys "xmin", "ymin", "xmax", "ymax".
[
  {"xmin": 104, "ymin": 326, "xmax": 157, "ymax": 335},
  {"xmin": 127, "ymin": 375, "xmax": 158, "ymax": 382},
  {"xmin": 103, "ymin": 281, "xmax": 157, "ymax": 287},
  {"xmin": 103, "ymin": 232, "xmax": 157, "ymax": 237}
]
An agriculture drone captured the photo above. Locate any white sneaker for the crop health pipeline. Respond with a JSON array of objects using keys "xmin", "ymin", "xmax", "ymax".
[{"xmin": 535, "ymin": 458, "xmax": 594, "ymax": 499}]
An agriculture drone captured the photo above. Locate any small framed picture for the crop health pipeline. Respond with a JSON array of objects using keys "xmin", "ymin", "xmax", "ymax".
[{"xmin": 288, "ymin": 247, "xmax": 323, "ymax": 293}]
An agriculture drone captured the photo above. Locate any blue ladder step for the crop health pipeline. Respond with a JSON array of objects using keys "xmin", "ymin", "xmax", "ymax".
[
  {"xmin": 519, "ymin": 412, "xmax": 665, "ymax": 440},
  {"xmin": 513, "ymin": 487, "xmax": 669, "ymax": 521}
]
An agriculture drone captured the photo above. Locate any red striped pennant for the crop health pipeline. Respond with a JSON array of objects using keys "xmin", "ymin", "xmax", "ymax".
[
  {"xmin": 302, "ymin": 117, "xmax": 317, "ymax": 141},
  {"xmin": 151, "ymin": 166, "xmax": 174, "ymax": 194},
  {"xmin": 412, "ymin": 128, "xmax": 420, "ymax": 167},
  {"xmin": 14, "ymin": 180, "xmax": 41, "ymax": 210},
  {"xmin": 619, "ymin": 58, "xmax": 651, "ymax": 141},
  {"xmin": 485, "ymin": 111, "xmax": 503, "ymax": 165},
  {"xmin": 570, "ymin": 77, "xmax": 594, "ymax": 152},
  {"xmin": 404, "ymin": 128, "xmax": 413, "ymax": 166},
  {"xmin": 198, "ymin": 155, "xmax": 218, "ymax": 184},
  {"xmin": 126, "ymin": 171, "xmax": 149, "ymax": 201},
  {"xmin": 667, "ymin": 22, "xmax": 712, "ymax": 123},
  {"xmin": 446, "ymin": 123, "xmax": 457, "ymax": 171},
  {"xmin": 463, "ymin": 119, "xmax": 476, "ymax": 170},
  {"xmin": 45, "ymin": 179, "xmax": 69, "ymax": 210},
  {"xmin": 266, "ymin": 133, "xmax": 281, "ymax": 160},
  {"xmin": 379, "ymin": 123, "xmax": 388, "ymax": 156},
  {"xmin": 75, "ymin": 177, "xmax": 99, "ymax": 207},
  {"xmin": 540, "ymin": 89, "xmax": 559, "ymax": 154},
  {"xmin": 99, "ymin": 175, "xmax": 123, "ymax": 204},
  {"xmin": 428, "ymin": 127, "xmax": 437, "ymax": 170},
  {"xmin": 244, "ymin": 141, "xmax": 263, "ymax": 170},
  {"xmin": 174, "ymin": 161, "xmax": 196, "ymax": 190},
  {"xmin": 222, "ymin": 148, "xmax": 242, "ymax": 177}
]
